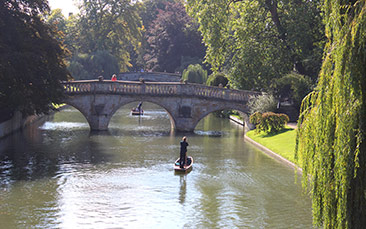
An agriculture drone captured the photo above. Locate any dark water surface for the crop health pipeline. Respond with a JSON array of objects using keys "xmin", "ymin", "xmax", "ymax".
[{"xmin": 0, "ymin": 103, "xmax": 312, "ymax": 228}]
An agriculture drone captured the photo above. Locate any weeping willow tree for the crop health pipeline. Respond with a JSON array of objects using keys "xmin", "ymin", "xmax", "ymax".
[{"xmin": 296, "ymin": 0, "xmax": 366, "ymax": 228}]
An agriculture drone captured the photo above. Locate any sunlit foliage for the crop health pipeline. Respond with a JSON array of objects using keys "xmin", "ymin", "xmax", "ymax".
[
  {"xmin": 296, "ymin": 1, "xmax": 366, "ymax": 227},
  {"xmin": 77, "ymin": 0, "xmax": 142, "ymax": 72},
  {"xmin": 186, "ymin": 0, "xmax": 324, "ymax": 90}
]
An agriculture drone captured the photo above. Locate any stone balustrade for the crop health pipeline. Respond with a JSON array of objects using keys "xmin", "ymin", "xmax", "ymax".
[{"xmin": 62, "ymin": 80, "xmax": 260, "ymax": 102}]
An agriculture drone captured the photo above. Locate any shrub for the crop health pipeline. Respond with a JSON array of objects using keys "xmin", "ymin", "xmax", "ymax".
[
  {"xmin": 206, "ymin": 72, "xmax": 229, "ymax": 87},
  {"xmin": 279, "ymin": 113, "xmax": 290, "ymax": 124},
  {"xmin": 249, "ymin": 112, "xmax": 289, "ymax": 134},
  {"xmin": 182, "ymin": 64, "xmax": 207, "ymax": 84},
  {"xmin": 249, "ymin": 112, "xmax": 262, "ymax": 125}
]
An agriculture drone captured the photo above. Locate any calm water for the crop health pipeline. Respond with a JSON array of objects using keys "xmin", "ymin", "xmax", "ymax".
[{"xmin": 0, "ymin": 103, "xmax": 312, "ymax": 228}]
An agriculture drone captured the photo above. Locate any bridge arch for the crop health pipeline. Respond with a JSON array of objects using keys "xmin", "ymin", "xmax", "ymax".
[
  {"xmin": 63, "ymin": 94, "xmax": 180, "ymax": 131},
  {"xmin": 110, "ymin": 99, "xmax": 177, "ymax": 130},
  {"xmin": 189, "ymin": 104, "xmax": 251, "ymax": 132}
]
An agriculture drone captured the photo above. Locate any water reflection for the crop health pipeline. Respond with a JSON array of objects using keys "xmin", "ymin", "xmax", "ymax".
[
  {"xmin": 0, "ymin": 103, "xmax": 312, "ymax": 228},
  {"xmin": 178, "ymin": 175, "xmax": 187, "ymax": 205}
]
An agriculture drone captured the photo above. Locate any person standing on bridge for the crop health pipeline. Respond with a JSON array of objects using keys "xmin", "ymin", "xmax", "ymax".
[
  {"xmin": 179, "ymin": 136, "xmax": 189, "ymax": 168},
  {"xmin": 111, "ymin": 74, "xmax": 117, "ymax": 81}
]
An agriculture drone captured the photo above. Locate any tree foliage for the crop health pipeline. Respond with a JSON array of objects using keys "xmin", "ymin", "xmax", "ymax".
[
  {"xmin": 182, "ymin": 64, "xmax": 207, "ymax": 84},
  {"xmin": 0, "ymin": 0, "xmax": 69, "ymax": 115},
  {"xmin": 47, "ymin": 9, "xmax": 67, "ymax": 36},
  {"xmin": 68, "ymin": 51, "xmax": 119, "ymax": 80},
  {"xmin": 46, "ymin": 9, "xmax": 80, "ymax": 54},
  {"xmin": 186, "ymin": 0, "xmax": 325, "ymax": 90},
  {"xmin": 296, "ymin": 1, "xmax": 366, "ymax": 228},
  {"xmin": 76, "ymin": 0, "xmax": 142, "ymax": 72},
  {"xmin": 144, "ymin": 1, "xmax": 205, "ymax": 72},
  {"xmin": 139, "ymin": 0, "xmax": 176, "ymax": 31}
]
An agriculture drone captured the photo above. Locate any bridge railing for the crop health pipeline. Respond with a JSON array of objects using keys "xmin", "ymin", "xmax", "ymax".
[{"xmin": 62, "ymin": 80, "xmax": 260, "ymax": 102}]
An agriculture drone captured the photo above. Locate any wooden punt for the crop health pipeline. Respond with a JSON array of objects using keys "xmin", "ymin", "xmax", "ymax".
[
  {"xmin": 131, "ymin": 108, "xmax": 144, "ymax": 115},
  {"xmin": 174, "ymin": 156, "xmax": 193, "ymax": 173}
]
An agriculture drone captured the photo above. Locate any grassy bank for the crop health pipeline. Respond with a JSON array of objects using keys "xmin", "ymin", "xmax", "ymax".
[{"xmin": 246, "ymin": 127, "xmax": 300, "ymax": 166}]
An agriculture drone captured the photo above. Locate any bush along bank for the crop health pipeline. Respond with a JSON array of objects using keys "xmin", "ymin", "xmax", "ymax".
[
  {"xmin": 249, "ymin": 112, "xmax": 289, "ymax": 134},
  {"xmin": 228, "ymin": 112, "xmax": 300, "ymax": 171}
]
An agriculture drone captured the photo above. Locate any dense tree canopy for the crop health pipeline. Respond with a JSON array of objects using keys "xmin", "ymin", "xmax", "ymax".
[
  {"xmin": 144, "ymin": 1, "xmax": 206, "ymax": 73},
  {"xmin": 296, "ymin": 0, "xmax": 366, "ymax": 228},
  {"xmin": 46, "ymin": 0, "xmax": 206, "ymax": 79},
  {"xmin": 186, "ymin": 0, "xmax": 324, "ymax": 91},
  {"xmin": 77, "ymin": 0, "xmax": 142, "ymax": 72},
  {"xmin": 68, "ymin": 51, "xmax": 119, "ymax": 80},
  {"xmin": 0, "ymin": 0, "xmax": 69, "ymax": 115},
  {"xmin": 47, "ymin": 0, "xmax": 143, "ymax": 79}
]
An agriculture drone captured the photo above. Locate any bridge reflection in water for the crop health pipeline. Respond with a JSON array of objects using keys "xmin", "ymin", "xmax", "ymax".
[{"xmin": 62, "ymin": 80, "xmax": 260, "ymax": 132}]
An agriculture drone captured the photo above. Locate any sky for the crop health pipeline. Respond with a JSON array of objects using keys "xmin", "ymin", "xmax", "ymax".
[{"xmin": 48, "ymin": 0, "xmax": 79, "ymax": 16}]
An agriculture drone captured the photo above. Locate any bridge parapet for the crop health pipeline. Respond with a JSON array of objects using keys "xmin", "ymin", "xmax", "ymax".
[{"xmin": 62, "ymin": 80, "xmax": 260, "ymax": 102}]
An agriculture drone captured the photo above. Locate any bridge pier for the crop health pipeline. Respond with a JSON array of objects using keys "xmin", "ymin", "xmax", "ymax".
[
  {"xmin": 87, "ymin": 114, "xmax": 110, "ymax": 131},
  {"xmin": 174, "ymin": 118, "xmax": 196, "ymax": 132}
]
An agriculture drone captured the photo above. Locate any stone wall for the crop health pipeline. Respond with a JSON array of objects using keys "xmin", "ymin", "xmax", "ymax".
[{"xmin": 0, "ymin": 111, "xmax": 43, "ymax": 139}]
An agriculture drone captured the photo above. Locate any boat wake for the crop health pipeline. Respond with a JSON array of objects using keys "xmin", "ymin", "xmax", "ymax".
[
  {"xmin": 40, "ymin": 122, "xmax": 89, "ymax": 130},
  {"xmin": 194, "ymin": 130, "xmax": 225, "ymax": 137}
]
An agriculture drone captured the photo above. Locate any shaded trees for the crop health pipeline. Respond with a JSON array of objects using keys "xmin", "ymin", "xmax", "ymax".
[
  {"xmin": 144, "ymin": 1, "xmax": 206, "ymax": 73},
  {"xmin": 0, "ymin": 0, "xmax": 69, "ymax": 115},
  {"xmin": 206, "ymin": 72, "xmax": 228, "ymax": 87},
  {"xmin": 67, "ymin": 51, "xmax": 119, "ymax": 80},
  {"xmin": 274, "ymin": 72, "xmax": 313, "ymax": 110}
]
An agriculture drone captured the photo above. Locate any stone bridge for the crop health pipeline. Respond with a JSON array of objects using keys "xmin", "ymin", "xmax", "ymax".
[{"xmin": 61, "ymin": 80, "xmax": 260, "ymax": 132}]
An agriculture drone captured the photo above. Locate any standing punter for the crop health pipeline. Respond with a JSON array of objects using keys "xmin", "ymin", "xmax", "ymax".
[{"xmin": 179, "ymin": 136, "xmax": 189, "ymax": 168}]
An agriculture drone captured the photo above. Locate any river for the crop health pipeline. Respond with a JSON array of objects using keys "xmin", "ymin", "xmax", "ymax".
[{"xmin": 0, "ymin": 102, "xmax": 312, "ymax": 228}]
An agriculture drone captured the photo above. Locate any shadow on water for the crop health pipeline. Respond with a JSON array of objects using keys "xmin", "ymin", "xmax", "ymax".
[{"xmin": 0, "ymin": 122, "xmax": 114, "ymax": 183}]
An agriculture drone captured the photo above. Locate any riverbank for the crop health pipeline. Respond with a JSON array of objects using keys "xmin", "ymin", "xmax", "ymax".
[
  {"xmin": 229, "ymin": 115, "xmax": 301, "ymax": 172},
  {"xmin": 0, "ymin": 112, "xmax": 43, "ymax": 139},
  {"xmin": 0, "ymin": 105, "xmax": 66, "ymax": 139}
]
